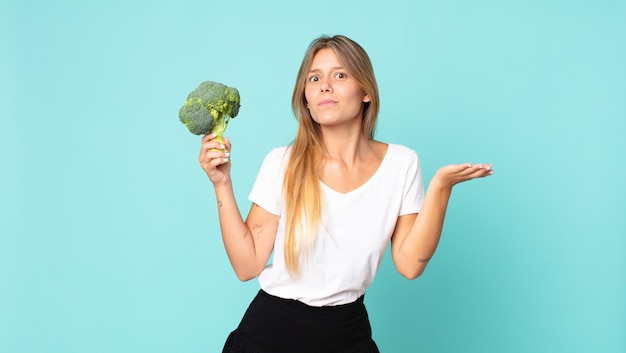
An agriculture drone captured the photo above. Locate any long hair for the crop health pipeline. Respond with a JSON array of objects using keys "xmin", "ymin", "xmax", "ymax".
[{"xmin": 282, "ymin": 34, "xmax": 380, "ymax": 276}]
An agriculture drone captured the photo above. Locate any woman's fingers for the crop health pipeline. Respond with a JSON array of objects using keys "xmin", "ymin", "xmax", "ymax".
[
  {"xmin": 472, "ymin": 163, "xmax": 494, "ymax": 176},
  {"xmin": 436, "ymin": 163, "xmax": 495, "ymax": 188},
  {"xmin": 201, "ymin": 132, "xmax": 218, "ymax": 143},
  {"xmin": 199, "ymin": 134, "xmax": 232, "ymax": 172},
  {"xmin": 459, "ymin": 163, "xmax": 494, "ymax": 180},
  {"xmin": 202, "ymin": 150, "xmax": 229, "ymax": 164},
  {"xmin": 200, "ymin": 134, "xmax": 231, "ymax": 154},
  {"xmin": 200, "ymin": 147, "xmax": 230, "ymax": 170},
  {"xmin": 198, "ymin": 139, "xmax": 233, "ymax": 186}
]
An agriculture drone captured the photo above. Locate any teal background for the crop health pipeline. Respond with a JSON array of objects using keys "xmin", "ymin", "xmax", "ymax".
[{"xmin": 1, "ymin": 0, "xmax": 625, "ymax": 352}]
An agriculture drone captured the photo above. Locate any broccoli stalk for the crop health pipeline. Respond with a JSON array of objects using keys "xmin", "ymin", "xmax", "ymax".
[{"xmin": 179, "ymin": 81, "xmax": 241, "ymax": 148}]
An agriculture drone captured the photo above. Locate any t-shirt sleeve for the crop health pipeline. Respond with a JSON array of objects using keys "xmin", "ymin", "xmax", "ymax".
[
  {"xmin": 400, "ymin": 150, "xmax": 425, "ymax": 215},
  {"xmin": 248, "ymin": 147, "xmax": 287, "ymax": 216}
]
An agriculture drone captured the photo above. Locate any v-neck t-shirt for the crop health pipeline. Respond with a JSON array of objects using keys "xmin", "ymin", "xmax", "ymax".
[{"xmin": 248, "ymin": 143, "xmax": 425, "ymax": 306}]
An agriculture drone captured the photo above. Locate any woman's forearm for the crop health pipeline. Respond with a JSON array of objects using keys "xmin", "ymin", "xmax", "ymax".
[
  {"xmin": 395, "ymin": 178, "xmax": 452, "ymax": 279},
  {"xmin": 393, "ymin": 163, "xmax": 493, "ymax": 279},
  {"xmin": 213, "ymin": 183, "xmax": 262, "ymax": 280}
]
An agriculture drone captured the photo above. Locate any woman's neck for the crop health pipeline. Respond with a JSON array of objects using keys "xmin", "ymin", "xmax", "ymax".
[{"xmin": 321, "ymin": 127, "xmax": 372, "ymax": 166}]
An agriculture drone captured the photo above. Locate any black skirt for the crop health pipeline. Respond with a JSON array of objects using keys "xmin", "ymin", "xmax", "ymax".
[{"xmin": 222, "ymin": 290, "xmax": 380, "ymax": 353}]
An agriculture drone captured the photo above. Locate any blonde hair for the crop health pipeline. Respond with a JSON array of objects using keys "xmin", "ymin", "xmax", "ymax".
[{"xmin": 282, "ymin": 35, "xmax": 380, "ymax": 276}]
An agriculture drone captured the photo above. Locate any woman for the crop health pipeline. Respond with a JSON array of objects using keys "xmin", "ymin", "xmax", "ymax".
[{"xmin": 199, "ymin": 34, "xmax": 494, "ymax": 352}]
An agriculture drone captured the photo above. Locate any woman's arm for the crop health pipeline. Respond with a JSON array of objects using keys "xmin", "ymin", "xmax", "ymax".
[
  {"xmin": 200, "ymin": 134, "xmax": 278, "ymax": 281},
  {"xmin": 391, "ymin": 163, "xmax": 493, "ymax": 279},
  {"xmin": 214, "ymin": 187, "xmax": 278, "ymax": 281}
]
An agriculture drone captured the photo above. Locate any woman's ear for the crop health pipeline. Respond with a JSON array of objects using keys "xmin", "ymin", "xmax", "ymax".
[{"xmin": 363, "ymin": 93, "xmax": 371, "ymax": 103}]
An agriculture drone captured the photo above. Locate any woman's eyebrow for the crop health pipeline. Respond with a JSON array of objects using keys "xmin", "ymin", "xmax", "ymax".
[{"xmin": 308, "ymin": 66, "xmax": 344, "ymax": 74}]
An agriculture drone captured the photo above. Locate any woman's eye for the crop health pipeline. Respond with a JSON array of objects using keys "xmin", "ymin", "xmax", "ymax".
[
  {"xmin": 335, "ymin": 72, "xmax": 346, "ymax": 79},
  {"xmin": 309, "ymin": 76, "xmax": 319, "ymax": 83}
]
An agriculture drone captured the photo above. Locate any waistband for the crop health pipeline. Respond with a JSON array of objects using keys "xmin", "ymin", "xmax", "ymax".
[{"xmin": 257, "ymin": 289, "xmax": 367, "ymax": 320}]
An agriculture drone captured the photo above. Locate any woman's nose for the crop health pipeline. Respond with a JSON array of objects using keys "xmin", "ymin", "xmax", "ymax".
[{"xmin": 320, "ymin": 78, "xmax": 332, "ymax": 92}]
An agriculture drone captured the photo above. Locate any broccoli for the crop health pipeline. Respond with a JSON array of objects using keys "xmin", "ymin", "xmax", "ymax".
[{"xmin": 178, "ymin": 81, "xmax": 241, "ymax": 146}]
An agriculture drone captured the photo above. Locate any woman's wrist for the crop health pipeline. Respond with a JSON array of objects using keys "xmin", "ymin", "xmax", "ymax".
[
  {"xmin": 213, "ymin": 179, "xmax": 233, "ymax": 194},
  {"xmin": 429, "ymin": 173, "xmax": 453, "ymax": 193}
]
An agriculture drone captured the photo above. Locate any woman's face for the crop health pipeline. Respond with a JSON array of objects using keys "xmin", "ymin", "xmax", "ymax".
[{"xmin": 304, "ymin": 48, "xmax": 370, "ymax": 128}]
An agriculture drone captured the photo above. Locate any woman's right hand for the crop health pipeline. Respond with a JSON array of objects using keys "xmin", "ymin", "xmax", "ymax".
[
  {"xmin": 432, "ymin": 163, "xmax": 494, "ymax": 191},
  {"xmin": 198, "ymin": 133, "xmax": 232, "ymax": 187}
]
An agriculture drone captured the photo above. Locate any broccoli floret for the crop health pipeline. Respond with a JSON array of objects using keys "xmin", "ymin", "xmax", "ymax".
[{"xmin": 178, "ymin": 81, "xmax": 241, "ymax": 145}]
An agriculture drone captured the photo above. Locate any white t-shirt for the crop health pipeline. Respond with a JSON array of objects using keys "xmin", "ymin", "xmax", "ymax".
[{"xmin": 248, "ymin": 143, "xmax": 425, "ymax": 306}]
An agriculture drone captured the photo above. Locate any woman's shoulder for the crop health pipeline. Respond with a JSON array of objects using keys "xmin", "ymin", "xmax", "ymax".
[
  {"xmin": 260, "ymin": 145, "xmax": 291, "ymax": 168},
  {"xmin": 387, "ymin": 142, "xmax": 416, "ymax": 153},
  {"xmin": 265, "ymin": 145, "xmax": 291, "ymax": 159},
  {"xmin": 383, "ymin": 142, "xmax": 420, "ymax": 160}
]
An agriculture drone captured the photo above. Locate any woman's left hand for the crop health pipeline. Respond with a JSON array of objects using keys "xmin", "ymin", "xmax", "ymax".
[{"xmin": 432, "ymin": 163, "xmax": 494, "ymax": 190}]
